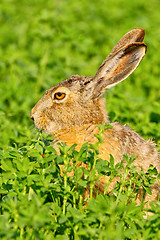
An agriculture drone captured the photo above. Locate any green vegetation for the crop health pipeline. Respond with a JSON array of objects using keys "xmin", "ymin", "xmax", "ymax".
[{"xmin": 0, "ymin": 0, "xmax": 160, "ymax": 239}]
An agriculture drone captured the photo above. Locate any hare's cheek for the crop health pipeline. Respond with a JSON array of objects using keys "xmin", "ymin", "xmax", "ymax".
[{"xmin": 45, "ymin": 121, "xmax": 57, "ymax": 135}]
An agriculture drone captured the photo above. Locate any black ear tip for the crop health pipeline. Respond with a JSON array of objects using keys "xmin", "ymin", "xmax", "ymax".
[
  {"xmin": 121, "ymin": 28, "xmax": 145, "ymax": 44},
  {"xmin": 136, "ymin": 28, "xmax": 145, "ymax": 34},
  {"xmin": 137, "ymin": 28, "xmax": 145, "ymax": 42}
]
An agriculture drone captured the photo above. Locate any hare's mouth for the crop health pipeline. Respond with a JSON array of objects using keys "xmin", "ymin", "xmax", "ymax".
[
  {"xmin": 33, "ymin": 116, "xmax": 48, "ymax": 132},
  {"xmin": 34, "ymin": 117, "xmax": 57, "ymax": 136}
]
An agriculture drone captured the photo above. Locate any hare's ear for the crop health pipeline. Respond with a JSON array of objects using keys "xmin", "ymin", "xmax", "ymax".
[
  {"xmin": 87, "ymin": 42, "xmax": 146, "ymax": 98},
  {"xmin": 84, "ymin": 29, "xmax": 146, "ymax": 99},
  {"xmin": 108, "ymin": 28, "xmax": 145, "ymax": 57}
]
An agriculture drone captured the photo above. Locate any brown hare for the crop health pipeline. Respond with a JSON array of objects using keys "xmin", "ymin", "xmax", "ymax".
[{"xmin": 30, "ymin": 28, "xmax": 159, "ymax": 205}]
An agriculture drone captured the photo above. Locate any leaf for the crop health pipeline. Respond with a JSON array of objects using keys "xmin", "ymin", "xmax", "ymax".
[
  {"xmin": 55, "ymin": 235, "xmax": 69, "ymax": 240},
  {"xmin": 78, "ymin": 179, "xmax": 88, "ymax": 188},
  {"xmin": 59, "ymin": 215, "xmax": 67, "ymax": 224},
  {"xmin": 109, "ymin": 154, "xmax": 114, "ymax": 168},
  {"xmin": 143, "ymin": 185, "xmax": 152, "ymax": 195},
  {"xmin": 147, "ymin": 165, "xmax": 158, "ymax": 176},
  {"xmin": 28, "ymin": 187, "xmax": 36, "ymax": 200},
  {"xmin": 28, "ymin": 149, "xmax": 41, "ymax": 158},
  {"xmin": 75, "ymin": 167, "xmax": 83, "ymax": 180},
  {"xmin": 1, "ymin": 159, "xmax": 14, "ymax": 172}
]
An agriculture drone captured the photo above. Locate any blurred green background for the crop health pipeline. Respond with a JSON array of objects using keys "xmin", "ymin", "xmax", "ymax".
[{"xmin": 0, "ymin": 0, "xmax": 160, "ymax": 148}]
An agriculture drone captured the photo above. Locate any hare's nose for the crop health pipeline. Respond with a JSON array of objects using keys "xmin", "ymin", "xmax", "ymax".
[
  {"xmin": 30, "ymin": 108, "xmax": 36, "ymax": 120},
  {"xmin": 30, "ymin": 114, "xmax": 34, "ymax": 121},
  {"xmin": 30, "ymin": 112, "xmax": 34, "ymax": 121}
]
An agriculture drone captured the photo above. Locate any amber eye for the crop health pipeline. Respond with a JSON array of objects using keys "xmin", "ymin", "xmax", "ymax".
[{"xmin": 54, "ymin": 92, "xmax": 66, "ymax": 100}]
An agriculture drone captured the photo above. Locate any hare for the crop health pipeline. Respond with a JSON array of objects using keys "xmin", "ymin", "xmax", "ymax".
[{"xmin": 30, "ymin": 28, "xmax": 160, "ymax": 205}]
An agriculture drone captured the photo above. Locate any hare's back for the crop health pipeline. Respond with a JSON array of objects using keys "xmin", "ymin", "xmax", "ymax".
[{"xmin": 101, "ymin": 123, "xmax": 160, "ymax": 172}]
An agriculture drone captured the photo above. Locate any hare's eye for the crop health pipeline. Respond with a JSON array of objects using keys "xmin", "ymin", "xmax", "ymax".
[{"xmin": 54, "ymin": 92, "xmax": 66, "ymax": 100}]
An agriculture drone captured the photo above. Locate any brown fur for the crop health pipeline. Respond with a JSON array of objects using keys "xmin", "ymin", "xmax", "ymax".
[{"xmin": 31, "ymin": 29, "xmax": 159, "ymax": 205}]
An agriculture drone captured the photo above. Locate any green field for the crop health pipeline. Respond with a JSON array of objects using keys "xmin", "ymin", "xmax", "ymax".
[{"xmin": 0, "ymin": 0, "xmax": 160, "ymax": 239}]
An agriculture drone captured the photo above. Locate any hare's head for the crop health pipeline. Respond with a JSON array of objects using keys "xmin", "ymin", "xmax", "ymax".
[{"xmin": 30, "ymin": 29, "xmax": 147, "ymax": 135}]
